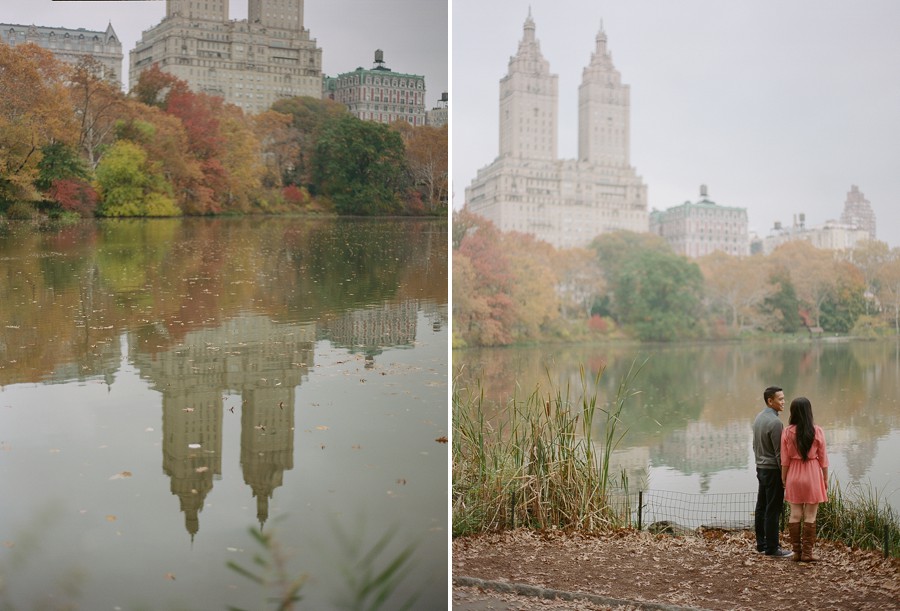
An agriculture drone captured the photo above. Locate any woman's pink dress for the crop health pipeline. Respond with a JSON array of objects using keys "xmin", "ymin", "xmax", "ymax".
[{"xmin": 781, "ymin": 424, "xmax": 829, "ymax": 504}]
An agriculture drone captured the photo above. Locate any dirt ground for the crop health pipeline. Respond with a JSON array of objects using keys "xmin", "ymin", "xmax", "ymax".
[{"xmin": 452, "ymin": 528, "xmax": 900, "ymax": 610}]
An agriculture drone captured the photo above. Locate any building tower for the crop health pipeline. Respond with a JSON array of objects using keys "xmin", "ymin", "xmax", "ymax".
[
  {"xmin": 465, "ymin": 11, "xmax": 647, "ymax": 249},
  {"xmin": 249, "ymin": 0, "xmax": 303, "ymax": 31},
  {"xmin": 498, "ymin": 9, "xmax": 558, "ymax": 160},
  {"xmin": 578, "ymin": 22, "xmax": 630, "ymax": 166},
  {"xmin": 840, "ymin": 184, "xmax": 876, "ymax": 240},
  {"xmin": 167, "ymin": 0, "xmax": 229, "ymax": 22},
  {"xmin": 132, "ymin": 0, "xmax": 322, "ymax": 113}
]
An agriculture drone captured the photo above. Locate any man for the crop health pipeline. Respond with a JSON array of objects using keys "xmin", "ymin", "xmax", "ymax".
[{"xmin": 752, "ymin": 386, "xmax": 793, "ymax": 558}]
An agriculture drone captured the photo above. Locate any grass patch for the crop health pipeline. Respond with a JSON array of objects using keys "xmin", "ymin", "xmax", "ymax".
[
  {"xmin": 452, "ymin": 362, "xmax": 643, "ymax": 537},
  {"xmin": 817, "ymin": 478, "xmax": 900, "ymax": 558}
]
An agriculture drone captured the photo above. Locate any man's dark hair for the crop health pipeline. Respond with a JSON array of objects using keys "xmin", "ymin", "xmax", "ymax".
[{"xmin": 763, "ymin": 386, "xmax": 782, "ymax": 405}]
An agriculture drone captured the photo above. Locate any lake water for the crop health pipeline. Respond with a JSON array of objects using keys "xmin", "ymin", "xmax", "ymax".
[
  {"xmin": 0, "ymin": 217, "xmax": 448, "ymax": 610},
  {"xmin": 454, "ymin": 341, "xmax": 900, "ymax": 517}
]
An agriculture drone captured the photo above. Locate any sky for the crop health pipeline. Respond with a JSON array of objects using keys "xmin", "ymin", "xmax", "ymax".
[
  {"xmin": 2, "ymin": 0, "xmax": 448, "ymax": 106},
  {"xmin": 451, "ymin": 0, "xmax": 900, "ymax": 247}
]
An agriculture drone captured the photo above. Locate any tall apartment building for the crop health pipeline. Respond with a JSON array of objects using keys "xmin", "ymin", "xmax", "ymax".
[
  {"xmin": 1, "ymin": 22, "xmax": 123, "ymax": 84},
  {"xmin": 840, "ymin": 184, "xmax": 876, "ymax": 240},
  {"xmin": 323, "ymin": 50, "xmax": 426, "ymax": 126},
  {"xmin": 465, "ymin": 11, "xmax": 647, "ymax": 249},
  {"xmin": 130, "ymin": 0, "xmax": 322, "ymax": 114},
  {"xmin": 649, "ymin": 186, "xmax": 749, "ymax": 257}
]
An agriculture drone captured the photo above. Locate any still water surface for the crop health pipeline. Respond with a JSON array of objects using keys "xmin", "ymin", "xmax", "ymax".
[
  {"xmin": 1, "ymin": 218, "xmax": 448, "ymax": 609},
  {"xmin": 455, "ymin": 341, "xmax": 900, "ymax": 514}
]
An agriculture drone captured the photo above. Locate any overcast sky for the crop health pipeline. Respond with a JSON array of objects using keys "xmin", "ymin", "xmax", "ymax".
[
  {"xmin": 451, "ymin": 0, "xmax": 900, "ymax": 247},
  {"xmin": 3, "ymin": 0, "xmax": 448, "ymax": 106}
]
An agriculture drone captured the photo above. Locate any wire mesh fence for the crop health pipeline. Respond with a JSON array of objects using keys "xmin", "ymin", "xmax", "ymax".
[{"xmin": 608, "ymin": 489, "xmax": 757, "ymax": 533}]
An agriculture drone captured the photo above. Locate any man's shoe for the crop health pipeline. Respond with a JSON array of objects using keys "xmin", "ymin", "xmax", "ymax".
[
  {"xmin": 765, "ymin": 548, "xmax": 793, "ymax": 558},
  {"xmin": 756, "ymin": 547, "xmax": 765, "ymax": 553}
]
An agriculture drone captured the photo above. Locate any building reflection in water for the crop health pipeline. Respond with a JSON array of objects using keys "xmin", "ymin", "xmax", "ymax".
[{"xmin": 129, "ymin": 301, "xmax": 432, "ymax": 539}]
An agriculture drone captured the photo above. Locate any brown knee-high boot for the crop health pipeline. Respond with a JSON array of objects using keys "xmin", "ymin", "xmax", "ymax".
[
  {"xmin": 788, "ymin": 522, "xmax": 802, "ymax": 561},
  {"xmin": 801, "ymin": 520, "xmax": 817, "ymax": 562}
]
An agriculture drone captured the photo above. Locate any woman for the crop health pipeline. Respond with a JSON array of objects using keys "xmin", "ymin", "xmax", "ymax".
[{"xmin": 781, "ymin": 397, "xmax": 829, "ymax": 562}]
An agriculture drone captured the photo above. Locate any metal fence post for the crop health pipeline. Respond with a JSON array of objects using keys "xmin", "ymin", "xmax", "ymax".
[{"xmin": 637, "ymin": 490, "xmax": 643, "ymax": 531}]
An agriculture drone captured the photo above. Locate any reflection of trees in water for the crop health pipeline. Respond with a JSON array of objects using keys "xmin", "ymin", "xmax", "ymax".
[
  {"xmin": 0, "ymin": 218, "xmax": 446, "ymax": 385},
  {"xmin": 455, "ymin": 341, "xmax": 900, "ymax": 485}
]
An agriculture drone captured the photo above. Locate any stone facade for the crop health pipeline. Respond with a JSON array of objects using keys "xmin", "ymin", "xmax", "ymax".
[
  {"xmin": 465, "ymin": 11, "xmax": 647, "ymax": 249},
  {"xmin": 840, "ymin": 184, "xmax": 876, "ymax": 240},
  {"xmin": 761, "ymin": 215, "xmax": 870, "ymax": 254},
  {"xmin": 426, "ymin": 92, "xmax": 448, "ymax": 127},
  {"xmin": 323, "ymin": 50, "xmax": 426, "ymax": 126},
  {"xmin": 1, "ymin": 22, "xmax": 123, "ymax": 85},
  {"xmin": 130, "ymin": 0, "xmax": 322, "ymax": 114},
  {"xmin": 649, "ymin": 186, "xmax": 749, "ymax": 257}
]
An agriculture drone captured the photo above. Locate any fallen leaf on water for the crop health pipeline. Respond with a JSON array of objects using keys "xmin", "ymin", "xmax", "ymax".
[
  {"xmin": 49, "ymin": 448, "xmax": 61, "ymax": 454},
  {"xmin": 435, "ymin": 436, "xmax": 448, "ymax": 443},
  {"xmin": 145, "ymin": 427, "xmax": 154, "ymax": 432},
  {"xmin": 106, "ymin": 515, "xmax": 117, "ymax": 522},
  {"xmin": 396, "ymin": 478, "xmax": 407, "ymax": 485},
  {"xmin": 182, "ymin": 408, "xmax": 194, "ymax": 413},
  {"xmin": 109, "ymin": 471, "xmax": 133, "ymax": 480},
  {"xmin": 164, "ymin": 573, "xmax": 176, "ymax": 581},
  {"xmin": 352, "ymin": 444, "xmax": 362, "ymax": 450},
  {"xmin": 188, "ymin": 443, "xmax": 201, "ymax": 449},
  {"xmin": 195, "ymin": 466, "xmax": 209, "ymax": 473},
  {"xmin": 2, "ymin": 541, "xmax": 14, "ymax": 549},
  {"xmin": 315, "ymin": 425, "xmax": 328, "ymax": 431}
]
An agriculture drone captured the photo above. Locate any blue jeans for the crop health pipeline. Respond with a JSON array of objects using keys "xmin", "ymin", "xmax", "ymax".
[{"xmin": 755, "ymin": 468, "xmax": 784, "ymax": 553}]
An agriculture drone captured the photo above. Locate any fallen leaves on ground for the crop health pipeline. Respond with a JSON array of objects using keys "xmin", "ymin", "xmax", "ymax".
[{"xmin": 453, "ymin": 528, "xmax": 899, "ymax": 610}]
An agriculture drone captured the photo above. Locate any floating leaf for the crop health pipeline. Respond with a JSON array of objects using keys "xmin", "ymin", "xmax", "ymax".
[
  {"xmin": 195, "ymin": 466, "xmax": 209, "ymax": 473},
  {"xmin": 109, "ymin": 471, "xmax": 133, "ymax": 480},
  {"xmin": 188, "ymin": 443, "xmax": 201, "ymax": 449},
  {"xmin": 164, "ymin": 572, "xmax": 176, "ymax": 581},
  {"xmin": 105, "ymin": 515, "xmax": 117, "ymax": 522},
  {"xmin": 315, "ymin": 425, "xmax": 329, "ymax": 431},
  {"xmin": 435, "ymin": 436, "xmax": 448, "ymax": 443}
]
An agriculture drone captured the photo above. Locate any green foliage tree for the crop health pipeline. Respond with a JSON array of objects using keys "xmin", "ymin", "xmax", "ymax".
[
  {"xmin": 312, "ymin": 115, "xmax": 410, "ymax": 215},
  {"xmin": 820, "ymin": 270, "xmax": 866, "ymax": 333},
  {"xmin": 94, "ymin": 140, "xmax": 179, "ymax": 217},
  {"xmin": 612, "ymin": 249, "xmax": 705, "ymax": 341},
  {"xmin": 271, "ymin": 96, "xmax": 349, "ymax": 189},
  {"xmin": 761, "ymin": 270, "xmax": 803, "ymax": 333}
]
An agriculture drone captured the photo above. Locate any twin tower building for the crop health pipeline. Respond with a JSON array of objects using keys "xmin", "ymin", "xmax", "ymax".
[
  {"xmin": 131, "ymin": 0, "xmax": 322, "ymax": 114},
  {"xmin": 466, "ymin": 11, "xmax": 648, "ymax": 249}
]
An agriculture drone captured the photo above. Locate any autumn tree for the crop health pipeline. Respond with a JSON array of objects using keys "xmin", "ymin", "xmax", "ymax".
[
  {"xmin": 849, "ymin": 239, "xmax": 890, "ymax": 315},
  {"xmin": 391, "ymin": 121, "xmax": 448, "ymax": 214},
  {"xmin": 312, "ymin": 114, "xmax": 410, "ymax": 215},
  {"xmin": 819, "ymin": 261, "xmax": 866, "ymax": 333},
  {"xmin": 769, "ymin": 241, "xmax": 837, "ymax": 328},
  {"xmin": 453, "ymin": 211, "xmax": 517, "ymax": 346},
  {"xmin": 555, "ymin": 247, "xmax": 606, "ymax": 320},
  {"xmin": 94, "ymin": 140, "xmax": 179, "ymax": 217},
  {"xmin": 699, "ymin": 252, "xmax": 774, "ymax": 332},
  {"xmin": 876, "ymin": 249, "xmax": 900, "ymax": 334},
  {"xmin": 271, "ymin": 96, "xmax": 349, "ymax": 188},
  {"xmin": 0, "ymin": 43, "xmax": 77, "ymax": 205},
  {"xmin": 69, "ymin": 56, "xmax": 125, "ymax": 168},
  {"xmin": 504, "ymin": 232, "xmax": 560, "ymax": 340},
  {"xmin": 254, "ymin": 110, "xmax": 300, "ymax": 189}
]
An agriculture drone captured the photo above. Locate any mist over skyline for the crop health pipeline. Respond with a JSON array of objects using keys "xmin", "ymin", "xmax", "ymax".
[{"xmin": 452, "ymin": 0, "xmax": 900, "ymax": 247}]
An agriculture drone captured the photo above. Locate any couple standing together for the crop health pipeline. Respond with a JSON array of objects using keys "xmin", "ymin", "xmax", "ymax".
[{"xmin": 753, "ymin": 386, "xmax": 829, "ymax": 561}]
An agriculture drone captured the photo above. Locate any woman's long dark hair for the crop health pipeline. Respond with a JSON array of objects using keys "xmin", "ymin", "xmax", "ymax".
[{"xmin": 789, "ymin": 397, "xmax": 815, "ymax": 461}]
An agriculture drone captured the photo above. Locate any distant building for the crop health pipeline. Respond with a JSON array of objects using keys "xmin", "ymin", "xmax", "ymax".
[
  {"xmin": 323, "ymin": 50, "xmax": 426, "ymax": 126},
  {"xmin": 649, "ymin": 186, "xmax": 749, "ymax": 257},
  {"xmin": 426, "ymin": 92, "xmax": 448, "ymax": 127},
  {"xmin": 761, "ymin": 213, "xmax": 870, "ymax": 254},
  {"xmin": 465, "ymin": 11, "xmax": 647, "ymax": 249},
  {"xmin": 1, "ymin": 22, "xmax": 123, "ymax": 84},
  {"xmin": 840, "ymin": 184, "xmax": 876, "ymax": 240},
  {"xmin": 130, "ymin": 0, "xmax": 322, "ymax": 114}
]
